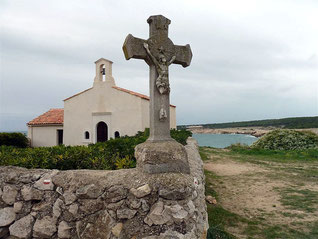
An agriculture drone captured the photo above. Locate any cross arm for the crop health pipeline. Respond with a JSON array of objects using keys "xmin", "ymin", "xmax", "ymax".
[
  {"xmin": 122, "ymin": 34, "xmax": 148, "ymax": 61},
  {"xmin": 174, "ymin": 44, "xmax": 192, "ymax": 67}
]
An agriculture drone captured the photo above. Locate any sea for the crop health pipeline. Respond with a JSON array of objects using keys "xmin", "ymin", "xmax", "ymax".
[{"xmin": 192, "ymin": 133, "xmax": 258, "ymax": 148}]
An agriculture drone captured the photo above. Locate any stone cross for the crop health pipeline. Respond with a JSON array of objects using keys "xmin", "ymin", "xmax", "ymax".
[{"xmin": 123, "ymin": 15, "xmax": 192, "ymax": 142}]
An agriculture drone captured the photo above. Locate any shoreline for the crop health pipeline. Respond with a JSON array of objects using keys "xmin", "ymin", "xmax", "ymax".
[{"xmin": 189, "ymin": 127, "xmax": 318, "ymax": 138}]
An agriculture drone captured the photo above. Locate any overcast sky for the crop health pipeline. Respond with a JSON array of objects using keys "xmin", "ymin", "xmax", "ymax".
[{"xmin": 1, "ymin": 0, "xmax": 317, "ymax": 131}]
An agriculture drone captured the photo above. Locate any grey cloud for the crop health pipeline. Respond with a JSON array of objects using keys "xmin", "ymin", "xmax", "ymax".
[{"xmin": 1, "ymin": 0, "xmax": 317, "ymax": 131}]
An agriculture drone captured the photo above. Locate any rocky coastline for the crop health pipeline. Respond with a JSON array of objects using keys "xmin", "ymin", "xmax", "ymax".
[{"xmin": 189, "ymin": 127, "xmax": 318, "ymax": 138}]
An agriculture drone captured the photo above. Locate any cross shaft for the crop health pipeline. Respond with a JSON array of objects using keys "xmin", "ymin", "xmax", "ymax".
[{"xmin": 123, "ymin": 15, "xmax": 192, "ymax": 142}]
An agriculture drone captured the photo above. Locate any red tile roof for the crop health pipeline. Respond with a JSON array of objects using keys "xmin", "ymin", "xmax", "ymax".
[
  {"xmin": 28, "ymin": 109, "xmax": 64, "ymax": 126},
  {"xmin": 112, "ymin": 86, "xmax": 176, "ymax": 108}
]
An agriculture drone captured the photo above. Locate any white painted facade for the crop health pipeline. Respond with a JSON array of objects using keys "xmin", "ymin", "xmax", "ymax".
[
  {"xmin": 28, "ymin": 125, "xmax": 63, "ymax": 147},
  {"xmin": 28, "ymin": 58, "xmax": 176, "ymax": 147}
]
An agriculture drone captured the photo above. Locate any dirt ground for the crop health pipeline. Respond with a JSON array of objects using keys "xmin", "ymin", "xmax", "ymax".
[{"xmin": 203, "ymin": 149, "xmax": 318, "ymax": 238}]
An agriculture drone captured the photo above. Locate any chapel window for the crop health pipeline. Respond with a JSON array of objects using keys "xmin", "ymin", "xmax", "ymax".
[
  {"xmin": 100, "ymin": 64, "xmax": 106, "ymax": 81},
  {"xmin": 114, "ymin": 131, "xmax": 120, "ymax": 138},
  {"xmin": 85, "ymin": 131, "xmax": 90, "ymax": 139}
]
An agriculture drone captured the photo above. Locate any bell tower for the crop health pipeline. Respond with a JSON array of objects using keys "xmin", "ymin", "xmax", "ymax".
[{"xmin": 93, "ymin": 58, "xmax": 115, "ymax": 87}]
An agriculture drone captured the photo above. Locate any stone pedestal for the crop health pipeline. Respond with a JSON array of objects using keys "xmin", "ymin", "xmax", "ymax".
[{"xmin": 135, "ymin": 140, "xmax": 190, "ymax": 174}]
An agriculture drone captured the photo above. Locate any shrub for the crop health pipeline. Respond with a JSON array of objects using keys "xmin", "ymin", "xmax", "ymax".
[
  {"xmin": 252, "ymin": 129, "xmax": 318, "ymax": 150},
  {"xmin": 171, "ymin": 129, "xmax": 192, "ymax": 145},
  {"xmin": 0, "ymin": 132, "xmax": 29, "ymax": 148},
  {"xmin": 0, "ymin": 129, "xmax": 191, "ymax": 170}
]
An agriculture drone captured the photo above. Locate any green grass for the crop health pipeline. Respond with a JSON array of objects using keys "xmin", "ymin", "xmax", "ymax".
[
  {"xmin": 278, "ymin": 188, "xmax": 318, "ymax": 213},
  {"xmin": 205, "ymin": 170, "xmax": 238, "ymax": 239},
  {"xmin": 227, "ymin": 144, "xmax": 318, "ymax": 161},
  {"xmin": 200, "ymin": 148, "xmax": 210, "ymax": 161}
]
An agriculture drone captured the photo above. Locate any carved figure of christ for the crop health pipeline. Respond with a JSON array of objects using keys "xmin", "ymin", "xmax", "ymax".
[{"xmin": 123, "ymin": 15, "xmax": 192, "ymax": 142}]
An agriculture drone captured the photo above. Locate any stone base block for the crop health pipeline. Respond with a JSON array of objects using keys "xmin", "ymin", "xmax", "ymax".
[{"xmin": 135, "ymin": 140, "xmax": 190, "ymax": 174}]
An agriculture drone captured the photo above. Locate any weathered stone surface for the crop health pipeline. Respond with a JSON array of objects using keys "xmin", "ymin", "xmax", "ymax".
[
  {"xmin": 111, "ymin": 223, "xmax": 123, "ymax": 237},
  {"xmin": 63, "ymin": 192, "xmax": 77, "ymax": 205},
  {"xmin": 58, "ymin": 221, "xmax": 72, "ymax": 239},
  {"xmin": 79, "ymin": 199, "xmax": 104, "ymax": 214},
  {"xmin": 9, "ymin": 214, "xmax": 34, "ymax": 239},
  {"xmin": 33, "ymin": 216, "xmax": 57, "ymax": 238},
  {"xmin": 4, "ymin": 172, "xmax": 19, "ymax": 183},
  {"xmin": 53, "ymin": 198, "xmax": 64, "ymax": 218},
  {"xmin": 77, "ymin": 210, "xmax": 114, "ymax": 239},
  {"xmin": 128, "ymin": 197, "xmax": 141, "ymax": 209},
  {"xmin": 144, "ymin": 228, "xmax": 198, "ymax": 239},
  {"xmin": 13, "ymin": 202, "xmax": 23, "ymax": 213},
  {"xmin": 166, "ymin": 204, "xmax": 188, "ymax": 222},
  {"xmin": 106, "ymin": 200, "xmax": 124, "ymax": 210},
  {"xmin": 19, "ymin": 173, "xmax": 41, "ymax": 183},
  {"xmin": 117, "ymin": 207, "xmax": 137, "ymax": 219},
  {"xmin": 2, "ymin": 185, "xmax": 18, "ymax": 205},
  {"xmin": 135, "ymin": 140, "xmax": 190, "ymax": 174},
  {"xmin": 103, "ymin": 186, "xmax": 128, "ymax": 203},
  {"xmin": 187, "ymin": 200, "xmax": 195, "ymax": 215},
  {"xmin": 141, "ymin": 199, "xmax": 150, "ymax": 212},
  {"xmin": 0, "ymin": 207, "xmax": 16, "ymax": 227},
  {"xmin": 130, "ymin": 184, "xmax": 151, "ymax": 198},
  {"xmin": 21, "ymin": 186, "xmax": 44, "ymax": 201},
  {"xmin": 68, "ymin": 203, "xmax": 78, "ymax": 215},
  {"xmin": 144, "ymin": 201, "xmax": 171, "ymax": 226},
  {"xmin": 76, "ymin": 184, "xmax": 103, "ymax": 199},
  {"xmin": 159, "ymin": 186, "xmax": 191, "ymax": 200},
  {"xmin": 34, "ymin": 172, "xmax": 57, "ymax": 191},
  {"xmin": 56, "ymin": 186, "xmax": 63, "ymax": 195},
  {"xmin": 122, "ymin": 34, "xmax": 147, "ymax": 61},
  {"xmin": 32, "ymin": 201, "xmax": 51, "ymax": 212}
]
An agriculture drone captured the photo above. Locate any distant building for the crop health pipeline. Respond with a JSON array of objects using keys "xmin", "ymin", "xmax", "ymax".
[{"xmin": 27, "ymin": 58, "xmax": 176, "ymax": 147}]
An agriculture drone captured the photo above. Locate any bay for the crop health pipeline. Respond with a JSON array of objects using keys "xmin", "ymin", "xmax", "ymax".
[{"xmin": 192, "ymin": 133, "xmax": 258, "ymax": 148}]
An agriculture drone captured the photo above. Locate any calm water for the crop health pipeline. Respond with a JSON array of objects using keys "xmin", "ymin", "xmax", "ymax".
[{"xmin": 192, "ymin": 133, "xmax": 258, "ymax": 148}]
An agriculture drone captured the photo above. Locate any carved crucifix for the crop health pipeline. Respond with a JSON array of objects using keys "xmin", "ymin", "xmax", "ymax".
[{"xmin": 123, "ymin": 15, "xmax": 192, "ymax": 142}]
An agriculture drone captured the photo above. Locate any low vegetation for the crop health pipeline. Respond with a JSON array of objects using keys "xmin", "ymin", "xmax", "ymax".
[
  {"xmin": 179, "ymin": 116, "xmax": 318, "ymax": 129},
  {"xmin": 251, "ymin": 129, "xmax": 318, "ymax": 150},
  {"xmin": 0, "ymin": 132, "xmax": 28, "ymax": 148},
  {"xmin": 0, "ymin": 129, "xmax": 192, "ymax": 170}
]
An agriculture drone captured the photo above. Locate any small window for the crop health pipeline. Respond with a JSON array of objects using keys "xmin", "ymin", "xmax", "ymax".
[
  {"xmin": 114, "ymin": 131, "xmax": 120, "ymax": 138},
  {"xmin": 85, "ymin": 131, "xmax": 90, "ymax": 139},
  {"xmin": 57, "ymin": 130, "xmax": 63, "ymax": 145}
]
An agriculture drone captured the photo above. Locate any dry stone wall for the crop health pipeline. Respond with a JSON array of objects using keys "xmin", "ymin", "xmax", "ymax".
[{"xmin": 0, "ymin": 138, "xmax": 208, "ymax": 238}]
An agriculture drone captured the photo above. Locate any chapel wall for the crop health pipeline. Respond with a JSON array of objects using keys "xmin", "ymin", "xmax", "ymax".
[
  {"xmin": 108, "ymin": 88, "xmax": 144, "ymax": 137},
  {"xmin": 28, "ymin": 125, "xmax": 63, "ymax": 147},
  {"xmin": 170, "ymin": 106, "xmax": 177, "ymax": 129},
  {"xmin": 63, "ymin": 88, "xmax": 96, "ymax": 146},
  {"xmin": 0, "ymin": 138, "xmax": 208, "ymax": 239},
  {"xmin": 64, "ymin": 84, "xmax": 147, "ymax": 146}
]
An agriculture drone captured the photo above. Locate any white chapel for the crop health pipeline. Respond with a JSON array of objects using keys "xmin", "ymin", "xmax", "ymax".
[{"xmin": 27, "ymin": 58, "xmax": 176, "ymax": 147}]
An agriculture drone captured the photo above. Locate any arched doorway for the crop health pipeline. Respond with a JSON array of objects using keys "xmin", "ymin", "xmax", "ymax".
[{"xmin": 96, "ymin": 122, "xmax": 108, "ymax": 142}]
